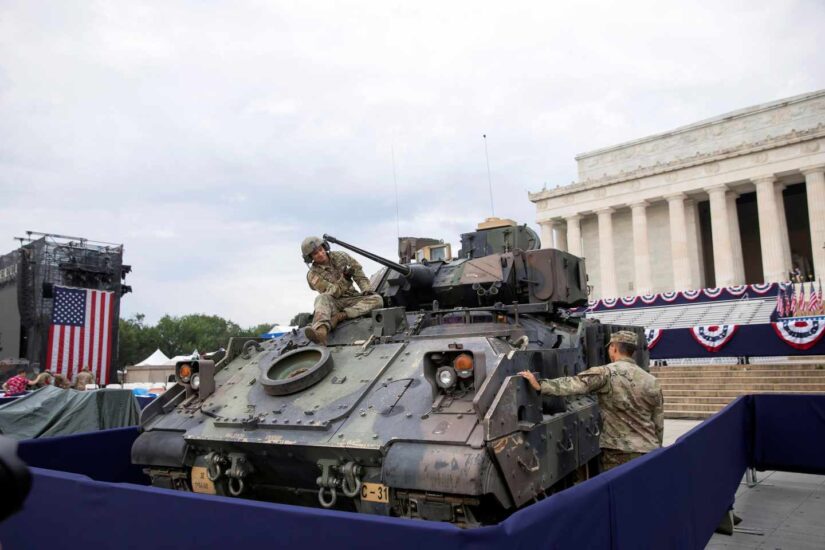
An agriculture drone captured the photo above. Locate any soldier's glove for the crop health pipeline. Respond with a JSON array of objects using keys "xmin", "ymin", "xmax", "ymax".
[{"xmin": 343, "ymin": 265, "xmax": 355, "ymax": 281}]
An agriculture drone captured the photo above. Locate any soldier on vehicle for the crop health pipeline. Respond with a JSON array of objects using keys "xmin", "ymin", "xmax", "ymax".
[
  {"xmin": 518, "ymin": 330, "xmax": 664, "ymax": 471},
  {"xmin": 301, "ymin": 236, "xmax": 383, "ymax": 346}
]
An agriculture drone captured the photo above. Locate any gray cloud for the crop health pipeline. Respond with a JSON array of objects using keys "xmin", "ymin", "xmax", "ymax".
[{"xmin": 1, "ymin": 0, "xmax": 824, "ymax": 326}]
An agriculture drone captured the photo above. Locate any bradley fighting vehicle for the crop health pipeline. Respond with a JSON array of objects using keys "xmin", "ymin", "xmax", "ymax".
[{"xmin": 132, "ymin": 218, "xmax": 647, "ymax": 526}]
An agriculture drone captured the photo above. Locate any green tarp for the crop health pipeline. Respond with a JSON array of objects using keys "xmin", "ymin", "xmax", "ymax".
[{"xmin": 0, "ymin": 386, "xmax": 139, "ymax": 440}]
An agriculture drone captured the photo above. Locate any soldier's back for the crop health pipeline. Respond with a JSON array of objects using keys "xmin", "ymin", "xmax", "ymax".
[{"xmin": 598, "ymin": 359, "xmax": 662, "ymax": 453}]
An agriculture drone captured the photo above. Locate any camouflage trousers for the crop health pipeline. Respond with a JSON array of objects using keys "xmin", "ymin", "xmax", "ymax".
[
  {"xmin": 600, "ymin": 449, "xmax": 645, "ymax": 472},
  {"xmin": 311, "ymin": 293, "xmax": 383, "ymax": 331}
]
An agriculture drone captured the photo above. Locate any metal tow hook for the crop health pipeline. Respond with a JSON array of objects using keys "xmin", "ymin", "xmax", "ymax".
[
  {"xmin": 340, "ymin": 462, "xmax": 363, "ymax": 498},
  {"xmin": 225, "ymin": 453, "xmax": 253, "ymax": 497},
  {"xmin": 517, "ymin": 450, "xmax": 541, "ymax": 473},
  {"xmin": 205, "ymin": 452, "xmax": 226, "ymax": 481},
  {"xmin": 585, "ymin": 419, "xmax": 601, "ymax": 437},
  {"xmin": 316, "ymin": 459, "xmax": 340, "ymax": 508},
  {"xmin": 241, "ymin": 340, "xmax": 263, "ymax": 360},
  {"xmin": 557, "ymin": 428, "xmax": 575, "ymax": 452}
]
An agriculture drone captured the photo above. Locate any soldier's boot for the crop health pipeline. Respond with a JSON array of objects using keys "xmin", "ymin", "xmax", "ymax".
[
  {"xmin": 331, "ymin": 312, "xmax": 348, "ymax": 328},
  {"xmin": 304, "ymin": 325, "xmax": 329, "ymax": 346}
]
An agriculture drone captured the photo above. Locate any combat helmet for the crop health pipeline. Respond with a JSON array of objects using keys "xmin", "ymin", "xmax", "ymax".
[{"xmin": 301, "ymin": 236, "xmax": 329, "ymax": 263}]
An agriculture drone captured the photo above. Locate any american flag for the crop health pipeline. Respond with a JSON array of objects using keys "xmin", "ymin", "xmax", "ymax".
[
  {"xmin": 787, "ymin": 284, "xmax": 797, "ymax": 316},
  {"xmin": 45, "ymin": 285, "xmax": 115, "ymax": 385},
  {"xmin": 810, "ymin": 280, "xmax": 823, "ymax": 314},
  {"xmin": 775, "ymin": 285, "xmax": 786, "ymax": 317}
]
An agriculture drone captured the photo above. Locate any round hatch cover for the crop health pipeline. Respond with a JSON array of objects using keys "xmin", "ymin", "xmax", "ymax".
[{"xmin": 259, "ymin": 347, "xmax": 333, "ymax": 396}]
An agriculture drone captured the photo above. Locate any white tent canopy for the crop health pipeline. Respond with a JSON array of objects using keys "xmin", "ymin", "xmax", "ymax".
[
  {"xmin": 134, "ymin": 348, "xmax": 171, "ymax": 367},
  {"xmin": 168, "ymin": 350, "xmax": 199, "ymax": 365}
]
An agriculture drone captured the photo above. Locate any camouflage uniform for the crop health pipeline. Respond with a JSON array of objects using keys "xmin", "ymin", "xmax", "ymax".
[
  {"xmin": 539, "ymin": 346, "xmax": 664, "ymax": 471},
  {"xmin": 307, "ymin": 251, "xmax": 383, "ymax": 332},
  {"xmin": 74, "ymin": 369, "xmax": 95, "ymax": 390}
]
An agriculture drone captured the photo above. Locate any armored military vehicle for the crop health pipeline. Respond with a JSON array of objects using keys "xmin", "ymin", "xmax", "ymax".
[{"xmin": 132, "ymin": 218, "xmax": 647, "ymax": 526}]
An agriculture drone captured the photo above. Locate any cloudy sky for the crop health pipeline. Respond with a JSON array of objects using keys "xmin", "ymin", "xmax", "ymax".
[{"xmin": 1, "ymin": 1, "xmax": 823, "ymax": 328}]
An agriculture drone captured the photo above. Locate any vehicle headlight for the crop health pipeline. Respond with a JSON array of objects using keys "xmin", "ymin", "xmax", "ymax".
[
  {"xmin": 436, "ymin": 367, "xmax": 457, "ymax": 389},
  {"xmin": 190, "ymin": 373, "xmax": 200, "ymax": 390},
  {"xmin": 178, "ymin": 363, "xmax": 192, "ymax": 383},
  {"xmin": 453, "ymin": 353, "xmax": 474, "ymax": 379}
]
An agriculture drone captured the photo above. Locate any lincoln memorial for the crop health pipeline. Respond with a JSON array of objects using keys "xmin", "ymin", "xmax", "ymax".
[{"xmin": 529, "ymin": 90, "xmax": 825, "ymax": 300}]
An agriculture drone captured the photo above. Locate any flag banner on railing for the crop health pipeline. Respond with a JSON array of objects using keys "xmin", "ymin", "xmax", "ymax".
[
  {"xmin": 772, "ymin": 318, "xmax": 825, "ymax": 350},
  {"xmin": 690, "ymin": 325, "xmax": 738, "ymax": 352},
  {"xmin": 645, "ymin": 329, "xmax": 663, "ymax": 349}
]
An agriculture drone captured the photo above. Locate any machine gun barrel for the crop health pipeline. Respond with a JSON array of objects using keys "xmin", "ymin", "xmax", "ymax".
[{"xmin": 323, "ymin": 234, "xmax": 412, "ymax": 277}]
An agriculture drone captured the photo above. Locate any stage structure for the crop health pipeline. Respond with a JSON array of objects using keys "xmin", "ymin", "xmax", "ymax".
[
  {"xmin": 530, "ymin": 90, "xmax": 825, "ymax": 299},
  {"xmin": 0, "ymin": 232, "xmax": 131, "ymax": 385}
]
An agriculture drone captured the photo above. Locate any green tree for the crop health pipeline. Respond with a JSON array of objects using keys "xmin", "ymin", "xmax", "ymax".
[
  {"xmin": 117, "ymin": 314, "xmax": 276, "ymax": 370},
  {"xmin": 243, "ymin": 323, "xmax": 275, "ymax": 337},
  {"xmin": 117, "ymin": 313, "xmax": 161, "ymax": 370}
]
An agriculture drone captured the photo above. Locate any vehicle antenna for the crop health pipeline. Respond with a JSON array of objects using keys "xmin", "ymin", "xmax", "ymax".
[{"xmin": 483, "ymin": 134, "xmax": 494, "ymax": 216}]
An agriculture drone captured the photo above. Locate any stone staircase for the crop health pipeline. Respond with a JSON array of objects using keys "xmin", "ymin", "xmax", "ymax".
[{"xmin": 651, "ymin": 362, "xmax": 825, "ymax": 419}]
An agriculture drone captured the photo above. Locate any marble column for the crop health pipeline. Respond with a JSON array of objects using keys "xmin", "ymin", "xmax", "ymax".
[
  {"xmin": 566, "ymin": 214, "xmax": 582, "ymax": 257},
  {"xmin": 707, "ymin": 185, "xmax": 736, "ymax": 287},
  {"xmin": 666, "ymin": 193, "xmax": 692, "ymax": 290},
  {"xmin": 597, "ymin": 208, "xmax": 617, "ymax": 298},
  {"xmin": 555, "ymin": 223, "xmax": 568, "ymax": 252},
  {"xmin": 754, "ymin": 176, "xmax": 787, "ymax": 282},
  {"xmin": 685, "ymin": 199, "xmax": 704, "ymax": 289},
  {"xmin": 804, "ymin": 166, "xmax": 825, "ymax": 280},
  {"xmin": 630, "ymin": 201, "xmax": 652, "ymax": 295},
  {"xmin": 774, "ymin": 182, "xmax": 792, "ymax": 273},
  {"xmin": 726, "ymin": 192, "xmax": 746, "ymax": 284},
  {"xmin": 540, "ymin": 222, "xmax": 554, "ymax": 250}
]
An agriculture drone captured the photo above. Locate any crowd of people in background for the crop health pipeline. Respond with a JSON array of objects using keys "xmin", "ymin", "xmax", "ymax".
[{"xmin": 1, "ymin": 367, "xmax": 95, "ymax": 397}]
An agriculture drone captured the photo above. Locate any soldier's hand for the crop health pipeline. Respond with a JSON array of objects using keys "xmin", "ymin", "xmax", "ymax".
[
  {"xmin": 343, "ymin": 265, "xmax": 355, "ymax": 280},
  {"xmin": 517, "ymin": 370, "xmax": 541, "ymax": 391}
]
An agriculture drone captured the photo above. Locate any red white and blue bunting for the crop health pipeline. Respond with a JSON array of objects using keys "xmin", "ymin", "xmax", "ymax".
[
  {"xmin": 640, "ymin": 294, "xmax": 658, "ymax": 305},
  {"xmin": 620, "ymin": 296, "xmax": 639, "ymax": 307},
  {"xmin": 690, "ymin": 324, "xmax": 739, "ymax": 352},
  {"xmin": 682, "ymin": 289, "xmax": 701, "ymax": 301},
  {"xmin": 772, "ymin": 318, "xmax": 825, "ymax": 350},
  {"xmin": 645, "ymin": 329, "xmax": 663, "ymax": 349},
  {"xmin": 702, "ymin": 287, "xmax": 724, "ymax": 299},
  {"xmin": 578, "ymin": 282, "xmax": 781, "ymax": 312},
  {"xmin": 751, "ymin": 283, "xmax": 775, "ymax": 295},
  {"xmin": 727, "ymin": 285, "xmax": 748, "ymax": 296}
]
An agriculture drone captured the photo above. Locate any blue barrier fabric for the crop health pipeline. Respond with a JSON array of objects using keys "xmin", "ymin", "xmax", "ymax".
[
  {"xmin": 16, "ymin": 426, "xmax": 147, "ymax": 484},
  {"xmin": 752, "ymin": 394, "xmax": 825, "ymax": 474},
  {"xmin": 650, "ymin": 323, "xmax": 825, "ymax": 359},
  {"xmin": 135, "ymin": 395, "xmax": 155, "ymax": 410},
  {"xmin": 501, "ymin": 471, "xmax": 612, "ymax": 549},
  {"xmin": 0, "ymin": 468, "xmax": 471, "ymax": 550},
  {"xmin": 6, "ymin": 395, "xmax": 823, "ymax": 549}
]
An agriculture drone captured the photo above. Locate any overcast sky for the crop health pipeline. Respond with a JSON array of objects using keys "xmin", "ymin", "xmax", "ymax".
[{"xmin": 1, "ymin": 0, "xmax": 824, "ymax": 328}]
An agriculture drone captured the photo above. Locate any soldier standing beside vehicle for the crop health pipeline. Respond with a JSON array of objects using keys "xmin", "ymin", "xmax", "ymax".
[
  {"xmin": 301, "ymin": 236, "xmax": 383, "ymax": 346},
  {"xmin": 518, "ymin": 330, "xmax": 664, "ymax": 471}
]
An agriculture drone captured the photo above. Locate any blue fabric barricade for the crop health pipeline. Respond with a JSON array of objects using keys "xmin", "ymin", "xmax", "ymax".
[
  {"xmin": 3, "ymin": 395, "xmax": 824, "ymax": 549},
  {"xmin": 752, "ymin": 394, "xmax": 825, "ymax": 475},
  {"xmin": 15, "ymin": 426, "xmax": 147, "ymax": 484}
]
